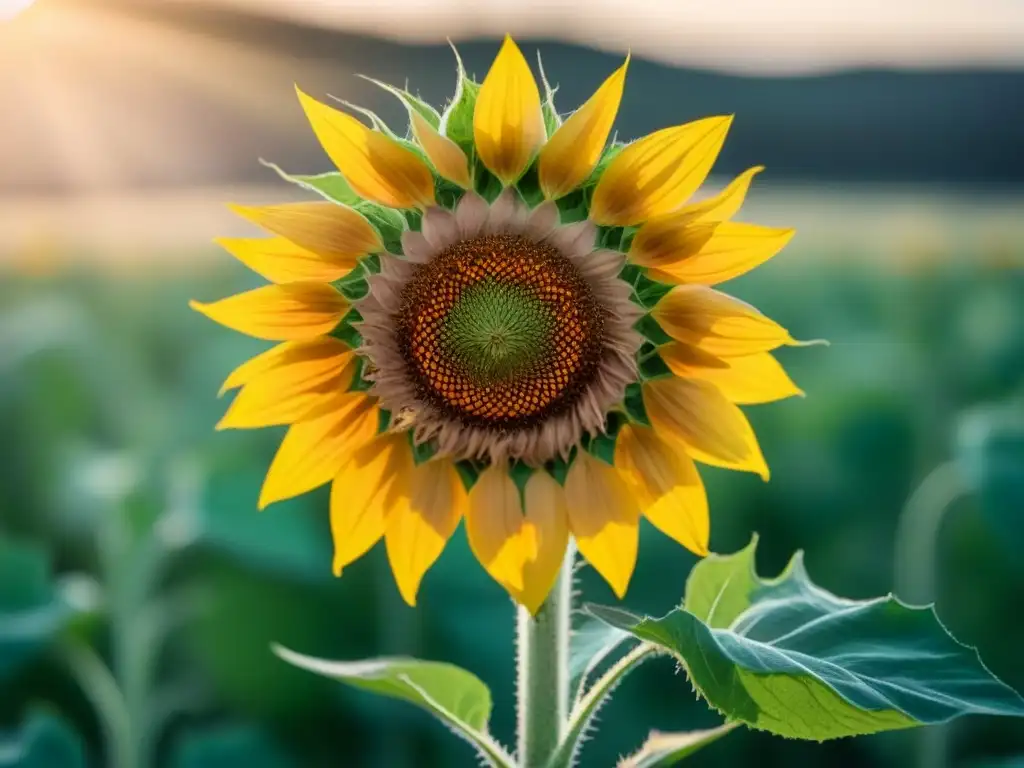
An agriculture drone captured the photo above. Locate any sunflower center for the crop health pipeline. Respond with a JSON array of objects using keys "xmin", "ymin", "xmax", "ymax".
[
  {"xmin": 396, "ymin": 233, "xmax": 606, "ymax": 430},
  {"xmin": 443, "ymin": 280, "xmax": 552, "ymax": 384}
]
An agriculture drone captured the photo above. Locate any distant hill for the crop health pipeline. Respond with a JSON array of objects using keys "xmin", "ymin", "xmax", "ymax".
[{"xmin": 2, "ymin": 0, "xmax": 1022, "ymax": 195}]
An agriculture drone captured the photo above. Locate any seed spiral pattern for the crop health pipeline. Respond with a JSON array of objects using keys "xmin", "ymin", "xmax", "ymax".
[{"xmin": 396, "ymin": 233, "xmax": 606, "ymax": 430}]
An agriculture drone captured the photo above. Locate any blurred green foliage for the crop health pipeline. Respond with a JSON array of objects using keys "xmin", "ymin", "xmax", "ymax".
[{"xmin": 0, "ymin": 233, "xmax": 1022, "ymax": 766}]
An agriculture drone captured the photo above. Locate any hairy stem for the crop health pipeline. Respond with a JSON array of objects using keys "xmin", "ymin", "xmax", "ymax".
[
  {"xmin": 549, "ymin": 644, "xmax": 656, "ymax": 768},
  {"xmin": 516, "ymin": 544, "xmax": 574, "ymax": 767}
]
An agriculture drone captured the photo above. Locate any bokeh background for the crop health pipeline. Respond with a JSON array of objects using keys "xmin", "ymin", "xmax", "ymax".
[{"xmin": 1, "ymin": 0, "xmax": 1023, "ymax": 766}]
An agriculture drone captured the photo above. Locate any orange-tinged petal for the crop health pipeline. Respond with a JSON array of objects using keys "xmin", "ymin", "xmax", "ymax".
[
  {"xmin": 564, "ymin": 451, "xmax": 640, "ymax": 598},
  {"xmin": 216, "ymin": 236, "xmax": 358, "ymax": 284},
  {"xmin": 296, "ymin": 87, "xmax": 435, "ymax": 209},
  {"xmin": 410, "ymin": 109, "xmax": 471, "ymax": 188},
  {"xmin": 538, "ymin": 56, "xmax": 628, "ymax": 200},
  {"xmin": 652, "ymin": 285, "xmax": 794, "ymax": 357},
  {"xmin": 473, "ymin": 36, "xmax": 545, "ymax": 184},
  {"xmin": 615, "ymin": 424, "xmax": 708, "ymax": 556},
  {"xmin": 643, "ymin": 376, "xmax": 769, "ymax": 479},
  {"xmin": 466, "ymin": 466, "xmax": 529, "ymax": 592},
  {"xmin": 217, "ymin": 341, "xmax": 356, "ymax": 430},
  {"xmin": 386, "ymin": 458, "xmax": 467, "ymax": 606},
  {"xmin": 190, "ymin": 283, "xmax": 348, "ymax": 341},
  {"xmin": 647, "ymin": 223, "xmax": 795, "ymax": 286},
  {"xmin": 589, "ymin": 115, "xmax": 732, "ymax": 226},
  {"xmin": 331, "ymin": 433, "xmax": 413, "ymax": 576},
  {"xmin": 629, "ymin": 220, "xmax": 718, "ymax": 272},
  {"xmin": 662, "ymin": 345, "xmax": 803, "ymax": 405},
  {"xmin": 258, "ymin": 393, "xmax": 378, "ymax": 509},
  {"xmin": 514, "ymin": 472, "xmax": 571, "ymax": 615},
  {"xmin": 227, "ymin": 202, "xmax": 381, "ymax": 264},
  {"xmin": 674, "ymin": 165, "xmax": 764, "ymax": 224}
]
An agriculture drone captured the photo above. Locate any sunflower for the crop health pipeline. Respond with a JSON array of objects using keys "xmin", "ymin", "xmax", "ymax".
[{"xmin": 192, "ymin": 36, "xmax": 803, "ymax": 613}]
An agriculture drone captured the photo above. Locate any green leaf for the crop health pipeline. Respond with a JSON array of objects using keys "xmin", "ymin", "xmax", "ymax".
[
  {"xmin": 0, "ymin": 712, "xmax": 87, "ymax": 768},
  {"xmin": 274, "ymin": 646, "xmax": 514, "ymax": 767},
  {"xmin": 258, "ymin": 160, "xmax": 361, "ymax": 206},
  {"xmin": 171, "ymin": 724, "xmax": 298, "ymax": 768},
  {"xmin": 0, "ymin": 541, "xmax": 80, "ymax": 683},
  {"xmin": 618, "ymin": 723, "xmax": 739, "ymax": 767},
  {"xmin": 569, "ymin": 618, "xmax": 631, "ymax": 701},
  {"xmin": 588, "ymin": 537, "xmax": 1024, "ymax": 740},
  {"xmin": 439, "ymin": 45, "xmax": 480, "ymax": 154}
]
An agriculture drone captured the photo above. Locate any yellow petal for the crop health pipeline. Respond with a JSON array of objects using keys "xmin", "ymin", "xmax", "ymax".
[
  {"xmin": 652, "ymin": 285, "xmax": 794, "ymax": 357},
  {"xmin": 514, "ymin": 472, "xmax": 571, "ymax": 615},
  {"xmin": 466, "ymin": 466, "xmax": 529, "ymax": 592},
  {"xmin": 296, "ymin": 87, "xmax": 435, "ymax": 209},
  {"xmin": 564, "ymin": 451, "xmax": 640, "ymax": 598},
  {"xmin": 614, "ymin": 424, "xmax": 708, "ymax": 556},
  {"xmin": 386, "ymin": 458, "xmax": 467, "ymax": 606},
  {"xmin": 216, "ymin": 237, "xmax": 357, "ymax": 284},
  {"xmin": 662, "ymin": 345, "xmax": 803, "ymax": 405},
  {"xmin": 643, "ymin": 377, "xmax": 769, "ymax": 479},
  {"xmin": 589, "ymin": 116, "xmax": 732, "ymax": 226},
  {"xmin": 219, "ymin": 342, "xmax": 294, "ymax": 396},
  {"xmin": 675, "ymin": 165, "xmax": 764, "ymax": 224},
  {"xmin": 227, "ymin": 202, "xmax": 381, "ymax": 264},
  {"xmin": 538, "ymin": 56, "xmax": 628, "ymax": 200},
  {"xmin": 410, "ymin": 110, "xmax": 471, "ymax": 188},
  {"xmin": 217, "ymin": 340, "xmax": 356, "ymax": 430},
  {"xmin": 647, "ymin": 223, "xmax": 795, "ymax": 286},
  {"xmin": 331, "ymin": 433, "xmax": 413, "ymax": 576},
  {"xmin": 258, "ymin": 393, "xmax": 378, "ymax": 509},
  {"xmin": 473, "ymin": 36, "xmax": 545, "ymax": 184},
  {"xmin": 190, "ymin": 283, "xmax": 348, "ymax": 341}
]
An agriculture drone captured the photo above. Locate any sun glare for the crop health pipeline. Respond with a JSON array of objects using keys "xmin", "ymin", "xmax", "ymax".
[
  {"xmin": 0, "ymin": 0, "xmax": 316, "ymax": 194},
  {"xmin": 1, "ymin": 0, "xmax": 36, "ymax": 22}
]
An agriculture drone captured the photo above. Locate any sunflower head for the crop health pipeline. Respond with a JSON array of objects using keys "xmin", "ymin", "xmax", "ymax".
[{"xmin": 192, "ymin": 35, "xmax": 803, "ymax": 612}]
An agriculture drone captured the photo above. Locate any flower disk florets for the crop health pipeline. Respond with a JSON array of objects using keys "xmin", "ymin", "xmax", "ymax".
[{"xmin": 397, "ymin": 233, "xmax": 606, "ymax": 431}]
